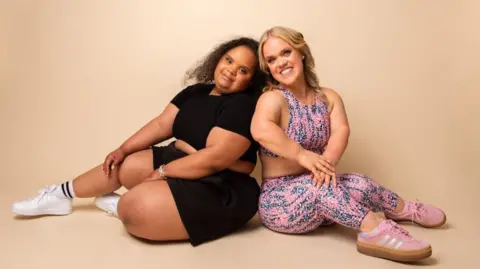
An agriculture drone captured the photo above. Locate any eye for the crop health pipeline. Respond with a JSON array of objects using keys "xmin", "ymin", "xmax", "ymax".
[
  {"xmin": 240, "ymin": 68, "xmax": 248, "ymax": 74},
  {"xmin": 266, "ymin": 57, "xmax": 275, "ymax": 64},
  {"xmin": 225, "ymin": 56, "xmax": 233, "ymax": 64},
  {"xmin": 283, "ymin": 49, "xmax": 291, "ymax": 56}
]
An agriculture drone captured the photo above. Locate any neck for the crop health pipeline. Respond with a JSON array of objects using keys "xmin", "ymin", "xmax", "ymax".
[
  {"xmin": 210, "ymin": 87, "xmax": 222, "ymax": 96},
  {"xmin": 283, "ymin": 75, "xmax": 309, "ymax": 98}
]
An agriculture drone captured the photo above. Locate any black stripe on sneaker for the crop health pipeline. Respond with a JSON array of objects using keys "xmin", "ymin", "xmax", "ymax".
[
  {"xmin": 65, "ymin": 181, "xmax": 73, "ymax": 199},
  {"xmin": 61, "ymin": 183, "xmax": 68, "ymax": 198}
]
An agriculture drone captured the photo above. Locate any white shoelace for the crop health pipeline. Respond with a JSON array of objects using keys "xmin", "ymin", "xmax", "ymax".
[{"xmin": 28, "ymin": 185, "xmax": 57, "ymax": 204}]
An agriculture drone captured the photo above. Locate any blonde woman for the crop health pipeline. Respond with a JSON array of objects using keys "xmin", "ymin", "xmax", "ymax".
[{"xmin": 251, "ymin": 26, "xmax": 446, "ymax": 262}]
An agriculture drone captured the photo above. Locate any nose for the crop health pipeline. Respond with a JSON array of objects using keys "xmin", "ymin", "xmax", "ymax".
[{"xmin": 226, "ymin": 67, "xmax": 237, "ymax": 77}]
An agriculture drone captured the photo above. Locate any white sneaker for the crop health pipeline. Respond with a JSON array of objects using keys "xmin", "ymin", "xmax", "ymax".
[
  {"xmin": 94, "ymin": 193, "xmax": 120, "ymax": 217},
  {"xmin": 12, "ymin": 185, "xmax": 72, "ymax": 216}
]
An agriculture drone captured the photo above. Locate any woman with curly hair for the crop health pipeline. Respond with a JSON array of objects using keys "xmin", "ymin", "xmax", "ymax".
[{"xmin": 12, "ymin": 36, "xmax": 267, "ymax": 246}]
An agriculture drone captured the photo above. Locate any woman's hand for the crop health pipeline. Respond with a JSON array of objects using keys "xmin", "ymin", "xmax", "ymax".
[
  {"xmin": 296, "ymin": 149, "xmax": 337, "ymax": 189},
  {"xmin": 145, "ymin": 167, "xmax": 165, "ymax": 182},
  {"xmin": 103, "ymin": 148, "xmax": 127, "ymax": 176},
  {"xmin": 317, "ymin": 170, "xmax": 336, "ymax": 189},
  {"xmin": 175, "ymin": 140, "xmax": 197, "ymax": 154}
]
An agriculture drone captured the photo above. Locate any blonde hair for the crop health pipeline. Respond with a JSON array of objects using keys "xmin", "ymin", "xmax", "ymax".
[{"xmin": 258, "ymin": 26, "xmax": 327, "ymax": 102}]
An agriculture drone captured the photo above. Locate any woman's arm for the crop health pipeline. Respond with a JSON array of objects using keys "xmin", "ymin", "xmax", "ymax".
[
  {"xmin": 174, "ymin": 140, "xmax": 197, "ymax": 154},
  {"xmin": 174, "ymin": 140, "xmax": 254, "ymax": 173},
  {"xmin": 321, "ymin": 88, "xmax": 350, "ymax": 166},
  {"xmin": 158, "ymin": 94, "xmax": 258, "ymax": 179},
  {"xmin": 119, "ymin": 104, "xmax": 179, "ymax": 155},
  {"xmin": 250, "ymin": 90, "xmax": 335, "ymax": 179},
  {"xmin": 162, "ymin": 127, "xmax": 252, "ymax": 179},
  {"xmin": 250, "ymin": 91, "xmax": 305, "ymax": 161},
  {"xmin": 104, "ymin": 103, "xmax": 179, "ymax": 175}
]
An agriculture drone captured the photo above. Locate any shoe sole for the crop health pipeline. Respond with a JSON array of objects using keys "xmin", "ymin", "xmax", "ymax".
[
  {"xmin": 357, "ymin": 241, "xmax": 432, "ymax": 262},
  {"xmin": 12, "ymin": 208, "xmax": 72, "ymax": 216}
]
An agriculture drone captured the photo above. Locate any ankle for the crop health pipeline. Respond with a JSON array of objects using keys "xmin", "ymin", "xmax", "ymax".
[
  {"xmin": 391, "ymin": 199, "xmax": 405, "ymax": 213},
  {"xmin": 359, "ymin": 212, "xmax": 383, "ymax": 233},
  {"xmin": 53, "ymin": 181, "xmax": 76, "ymax": 199}
]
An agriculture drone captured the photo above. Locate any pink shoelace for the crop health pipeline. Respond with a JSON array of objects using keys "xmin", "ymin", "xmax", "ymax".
[
  {"xmin": 406, "ymin": 200, "xmax": 428, "ymax": 223},
  {"xmin": 384, "ymin": 220, "xmax": 418, "ymax": 242}
]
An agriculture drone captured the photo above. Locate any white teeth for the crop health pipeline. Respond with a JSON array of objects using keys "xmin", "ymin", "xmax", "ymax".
[{"xmin": 280, "ymin": 68, "xmax": 292, "ymax": 75}]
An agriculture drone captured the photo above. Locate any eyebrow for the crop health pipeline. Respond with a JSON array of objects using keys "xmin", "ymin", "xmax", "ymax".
[
  {"xmin": 265, "ymin": 47, "xmax": 290, "ymax": 59},
  {"xmin": 226, "ymin": 53, "xmax": 251, "ymax": 71}
]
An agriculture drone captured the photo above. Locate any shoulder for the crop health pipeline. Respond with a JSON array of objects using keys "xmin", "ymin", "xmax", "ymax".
[
  {"xmin": 319, "ymin": 87, "xmax": 344, "ymax": 112},
  {"xmin": 171, "ymin": 83, "xmax": 213, "ymax": 108},
  {"xmin": 256, "ymin": 89, "xmax": 287, "ymax": 108},
  {"xmin": 321, "ymin": 87, "xmax": 342, "ymax": 101},
  {"xmin": 225, "ymin": 92, "xmax": 256, "ymax": 102},
  {"xmin": 182, "ymin": 83, "xmax": 213, "ymax": 95},
  {"xmin": 221, "ymin": 93, "xmax": 256, "ymax": 111}
]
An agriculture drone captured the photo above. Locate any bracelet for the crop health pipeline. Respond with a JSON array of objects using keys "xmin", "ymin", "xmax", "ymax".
[{"xmin": 158, "ymin": 164, "xmax": 167, "ymax": 179}]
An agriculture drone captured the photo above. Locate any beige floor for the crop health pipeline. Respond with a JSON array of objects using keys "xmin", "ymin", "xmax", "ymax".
[{"xmin": 1, "ymin": 161, "xmax": 478, "ymax": 269}]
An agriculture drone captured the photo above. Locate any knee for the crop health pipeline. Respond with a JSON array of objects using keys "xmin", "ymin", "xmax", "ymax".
[
  {"xmin": 117, "ymin": 151, "xmax": 151, "ymax": 189},
  {"xmin": 117, "ymin": 191, "xmax": 150, "ymax": 226},
  {"xmin": 117, "ymin": 193, "xmax": 135, "ymax": 225},
  {"xmin": 346, "ymin": 173, "xmax": 374, "ymax": 188}
]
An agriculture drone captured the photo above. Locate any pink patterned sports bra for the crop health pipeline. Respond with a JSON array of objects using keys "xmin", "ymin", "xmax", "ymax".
[{"xmin": 259, "ymin": 88, "xmax": 330, "ymax": 158}]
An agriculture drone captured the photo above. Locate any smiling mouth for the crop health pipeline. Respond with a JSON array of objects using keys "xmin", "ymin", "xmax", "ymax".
[
  {"xmin": 280, "ymin": 67, "xmax": 293, "ymax": 75},
  {"xmin": 221, "ymin": 73, "xmax": 234, "ymax": 82}
]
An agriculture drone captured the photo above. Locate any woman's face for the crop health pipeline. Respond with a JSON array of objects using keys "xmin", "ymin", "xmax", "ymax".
[
  {"xmin": 262, "ymin": 36, "xmax": 304, "ymax": 88},
  {"xmin": 213, "ymin": 45, "xmax": 256, "ymax": 94}
]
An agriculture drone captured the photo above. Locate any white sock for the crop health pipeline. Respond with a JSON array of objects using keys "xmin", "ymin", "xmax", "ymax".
[{"xmin": 53, "ymin": 181, "xmax": 76, "ymax": 199}]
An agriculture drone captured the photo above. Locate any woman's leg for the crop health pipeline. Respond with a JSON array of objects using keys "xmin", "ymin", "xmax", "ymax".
[
  {"xmin": 258, "ymin": 173, "xmax": 432, "ymax": 262},
  {"xmin": 315, "ymin": 183, "xmax": 432, "ymax": 262},
  {"xmin": 258, "ymin": 174, "xmax": 330, "ymax": 234},
  {"xmin": 74, "ymin": 149, "xmax": 156, "ymax": 196},
  {"xmin": 12, "ymin": 149, "xmax": 156, "ymax": 216},
  {"xmin": 258, "ymin": 174, "xmax": 383, "ymax": 233},
  {"xmin": 335, "ymin": 173, "xmax": 401, "ymax": 213},
  {"xmin": 116, "ymin": 180, "xmax": 189, "ymax": 241},
  {"xmin": 338, "ymin": 173, "xmax": 446, "ymax": 228}
]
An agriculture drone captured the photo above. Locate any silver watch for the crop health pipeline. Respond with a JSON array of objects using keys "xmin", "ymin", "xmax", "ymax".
[{"xmin": 158, "ymin": 164, "xmax": 167, "ymax": 179}]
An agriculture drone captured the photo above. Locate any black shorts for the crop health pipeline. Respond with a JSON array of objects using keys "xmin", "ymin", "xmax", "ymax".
[{"xmin": 151, "ymin": 143, "xmax": 260, "ymax": 246}]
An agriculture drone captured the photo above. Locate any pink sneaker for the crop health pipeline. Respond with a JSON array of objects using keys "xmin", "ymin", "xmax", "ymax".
[
  {"xmin": 385, "ymin": 200, "xmax": 446, "ymax": 228},
  {"xmin": 357, "ymin": 220, "xmax": 432, "ymax": 262}
]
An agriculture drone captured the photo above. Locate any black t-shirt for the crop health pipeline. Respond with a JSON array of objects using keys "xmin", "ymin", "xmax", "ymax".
[{"xmin": 170, "ymin": 83, "xmax": 259, "ymax": 164}]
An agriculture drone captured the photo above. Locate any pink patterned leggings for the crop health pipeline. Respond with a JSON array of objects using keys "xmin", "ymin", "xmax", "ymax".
[{"xmin": 258, "ymin": 173, "xmax": 399, "ymax": 233}]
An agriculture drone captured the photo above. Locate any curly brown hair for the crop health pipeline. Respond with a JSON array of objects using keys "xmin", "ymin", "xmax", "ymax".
[{"xmin": 183, "ymin": 37, "xmax": 266, "ymax": 98}]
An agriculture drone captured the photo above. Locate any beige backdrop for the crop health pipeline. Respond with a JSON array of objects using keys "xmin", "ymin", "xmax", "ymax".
[{"xmin": 1, "ymin": 1, "xmax": 479, "ymax": 269}]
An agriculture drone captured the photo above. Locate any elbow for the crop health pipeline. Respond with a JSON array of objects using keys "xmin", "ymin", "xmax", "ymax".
[
  {"xmin": 208, "ymin": 146, "xmax": 248, "ymax": 172},
  {"xmin": 203, "ymin": 146, "xmax": 235, "ymax": 172},
  {"xmin": 333, "ymin": 124, "xmax": 350, "ymax": 137},
  {"xmin": 345, "ymin": 125, "xmax": 351, "ymax": 139},
  {"xmin": 343, "ymin": 125, "xmax": 351, "ymax": 138},
  {"xmin": 338, "ymin": 125, "xmax": 351, "ymax": 145},
  {"xmin": 330, "ymin": 124, "xmax": 350, "ymax": 145},
  {"xmin": 209, "ymin": 154, "xmax": 233, "ymax": 172},
  {"xmin": 250, "ymin": 122, "xmax": 269, "ymax": 145}
]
